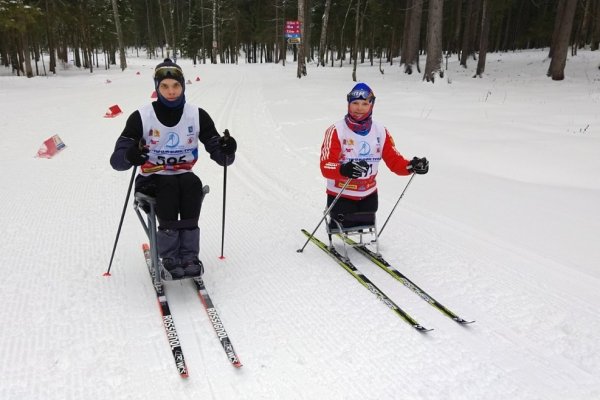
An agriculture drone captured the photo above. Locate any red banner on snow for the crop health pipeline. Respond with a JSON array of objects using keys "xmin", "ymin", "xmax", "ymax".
[
  {"xmin": 36, "ymin": 135, "xmax": 66, "ymax": 159},
  {"xmin": 104, "ymin": 104, "xmax": 122, "ymax": 118}
]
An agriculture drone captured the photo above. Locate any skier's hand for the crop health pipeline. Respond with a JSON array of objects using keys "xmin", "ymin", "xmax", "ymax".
[
  {"xmin": 218, "ymin": 129, "xmax": 237, "ymax": 155},
  {"xmin": 339, "ymin": 160, "xmax": 369, "ymax": 178},
  {"xmin": 407, "ymin": 157, "xmax": 429, "ymax": 174},
  {"xmin": 125, "ymin": 138, "xmax": 149, "ymax": 166}
]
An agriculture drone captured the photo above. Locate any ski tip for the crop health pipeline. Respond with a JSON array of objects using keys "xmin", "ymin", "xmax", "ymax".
[
  {"xmin": 416, "ymin": 325, "xmax": 434, "ymax": 333},
  {"xmin": 180, "ymin": 373, "xmax": 189, "ymax": 379},
  {"xmin": 456, "ymin": 318, "xmax": 476, "ymax": 325},
  {"xmin": 142, "ymin": 243, "xmax": 150, "ymax": 251}
]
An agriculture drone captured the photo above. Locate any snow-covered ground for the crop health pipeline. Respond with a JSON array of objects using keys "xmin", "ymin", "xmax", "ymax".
[{"xmin": 1, "ymin": 49, "xmax": 599, "ymax": 400}]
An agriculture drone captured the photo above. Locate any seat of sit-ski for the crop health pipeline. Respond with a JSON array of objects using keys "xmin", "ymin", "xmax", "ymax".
[
  {"xmin": 134, "ymin": 192, "xmax": 156, "ymax": 214},
  {"xmin": 327, "ymin": 211, "xmax": 376, "ymax": 234}
]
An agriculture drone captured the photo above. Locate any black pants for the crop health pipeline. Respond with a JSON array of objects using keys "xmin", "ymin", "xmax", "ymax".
[
  {"xmin": 327, "ymin": 191, "xmax": 378, "ymax": 229},
  {"xmin": 136, "ymin": 172, "xmax": 204, "ymax": 229}
]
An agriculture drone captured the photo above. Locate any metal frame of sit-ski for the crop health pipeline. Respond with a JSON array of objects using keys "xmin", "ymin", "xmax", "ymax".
[
  {"xmin": 133, "ymin": 185, "xmax": 210, "ymax": 286},
  {"xmin": 325, "ymin": 212, "xmax": 379, "ymax": 259}
]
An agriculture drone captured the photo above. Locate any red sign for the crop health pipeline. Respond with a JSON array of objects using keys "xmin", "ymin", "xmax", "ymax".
[
  {"xmin": 285, "ymin": 20, "xmax": 301, "ymax": 38},
  {"xmin": 285, "ymin": 20, "xmax": 300, "ymax": 34},
  {"xmin": 36, "ymin": 135, "xmax": 66, "ymax": 159},
  {"xmin": 104, "ymin": 104, "xmax": 123, "ymax": 118}
]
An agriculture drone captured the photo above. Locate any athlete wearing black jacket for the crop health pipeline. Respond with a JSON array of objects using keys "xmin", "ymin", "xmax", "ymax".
[{"xmin": 110, "ymin": 58, "xmax": 236, "ymax": 279}]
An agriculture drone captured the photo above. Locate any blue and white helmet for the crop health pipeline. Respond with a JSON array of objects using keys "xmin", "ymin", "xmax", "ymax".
[{"xmin": 347, "ymin": 83, "xmax": 376, "ymax": 104}]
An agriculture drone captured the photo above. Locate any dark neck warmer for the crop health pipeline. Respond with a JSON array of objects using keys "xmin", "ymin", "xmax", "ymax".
[
  {"xmin": 152, "ymin": 99, "xmax": 185, "ymax": 127},
  {"xmin": 156, "ymin": 92, "xmax": 186, "ymax": 110}
]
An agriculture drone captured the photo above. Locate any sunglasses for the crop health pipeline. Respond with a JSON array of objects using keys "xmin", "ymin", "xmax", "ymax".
[
  {"xmin": 154, "ymin": 66, "xmax": 184, "ymax": 81},
  {"xmin": 347, "ymin": 89, "xmax": 375, "ymax": 103}
]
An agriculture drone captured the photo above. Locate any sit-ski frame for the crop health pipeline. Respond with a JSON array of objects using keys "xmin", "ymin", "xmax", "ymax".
[
  {"xmin": 133, "ymin": 186, "xmax": 210, "ymax": 286},
  {"xmin": 326, "ymin": 213, "xmax": 379, "ymax": 260}
]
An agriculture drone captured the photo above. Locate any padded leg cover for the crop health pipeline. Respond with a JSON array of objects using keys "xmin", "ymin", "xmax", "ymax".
[
  {"xmin": 157, "ymin": 229, "xmax": 180, "ymax": 261},
  {"xmin": 179, "ymin": 227, "xmax": 200, "ymax": 262}
]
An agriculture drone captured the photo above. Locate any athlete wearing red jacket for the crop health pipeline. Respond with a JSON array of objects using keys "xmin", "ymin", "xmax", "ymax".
[{"xmin": 320, "ymin": 83, "xmax": 429, "ymax": 229}]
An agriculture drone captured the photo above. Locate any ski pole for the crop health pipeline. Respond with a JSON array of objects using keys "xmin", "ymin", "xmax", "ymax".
[
  {"xmin": 377, "ymin": 173, "xmax": 415, "ymax": 240},
  {"xmin": 105, "ymin": 166, "xmax": 137, "ymax": 276},
  {"xmin": 219, "ymin": 129, "xmax": 231, "ymax": 259},
  {"xmin": 297, "ymin": 178, "xmax": 352, "ymax": 253}
]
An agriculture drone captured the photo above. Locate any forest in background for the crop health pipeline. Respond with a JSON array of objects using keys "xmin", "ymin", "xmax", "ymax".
[{"xmin": 1, "ymin": 0, "xmax": 599, "ymax": 81}]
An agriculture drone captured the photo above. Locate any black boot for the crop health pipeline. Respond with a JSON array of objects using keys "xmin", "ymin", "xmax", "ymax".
[
  {"xmin": 180, "ymin": 228, "xmax": 203, "ymax": 277},
  {"xmin": 157, "ymin": 228, "xmax": 185, "ymax": 279},
  {"xmin": 182, "ymin": 258, "xmax": 204, "ymax": 277}
]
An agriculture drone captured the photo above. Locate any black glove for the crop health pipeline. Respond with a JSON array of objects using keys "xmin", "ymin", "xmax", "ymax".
[
  {"xmin": 125, "ymin": 138, "xmax": 149, "ymax": 166},
  {"xmin": 339, "ymin": 160, "xmax": 369, "ymax": 178},
  {"xmin": 218, "ymin": 129, "xmax": 237, "ymax": 155},
  {"xmin": 407, "ymin": 157, "xmax": 429, "ymax": 174}
]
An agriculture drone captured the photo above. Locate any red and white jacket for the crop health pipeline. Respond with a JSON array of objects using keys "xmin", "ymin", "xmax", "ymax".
[{"xmin": 320, "ymin": 120, "xmax": 411, "ymax": 200}]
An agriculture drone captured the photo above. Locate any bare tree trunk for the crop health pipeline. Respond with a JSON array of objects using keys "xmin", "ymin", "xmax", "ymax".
[
  {"xmin": 469, "ymin": 0, "xmax": 481, "ymax": 55},
  {"xmin": 44, "ymin": 0, "xmax": 56, "ymax": 73},
  {"xmin": 200, "ymin": 0, "xmax": 206, "ymax": 63},
  {"xmin": 218, "ymin": 10, "xmax": 225, "ymax": 64},
  {"xmin": 548, "ymin": 0, "xmax": 578, "ymax": 80},
  {"xmin": 549, "ymin": 0, "xmax": 566, "ymax": 59},
  {"xmin": 158, "ymin": 0, "xmax": 170, "ymax": 57},
  {"xmin": 359, "ymin": 0, "xmax": 369, "ymax": 64},
  {"xmin": 279, "ymin": 0, "xmax": 287, "ymax": 65},
  {"xmin": 145, "ymin": 0, "xmax": 154, "ymax": 58},
  {"xmin": 577, "ymin": 0, "xmax": 592, "ymax": 49},
  {"xmin": 452, "ymin": 0, "xmax": 463, "ymax": 56},
  {"xmin": 460, "ymin": 0, "xmax": 475, "ymax": 67},
  {"xmin": 423, "ymin": 0, "xmax": 444, "ymax": 82},
  {"xmin": 401, "ymin": 0, "xmax": 423, "ymax": 74},
  {"xmin": 15, "ymin": 40, "xmax": 24, "ymax": 75},
  {"xmin": 475, "ymin": 0, "xmax": 491, "ymax": 77},
  {"xmin": 275, "ymin": 0, "xmax": 280, "ymax": 63},
  {"xmin": 212, "ymin": 0, "xmax": 217, "ymax": 63},
  {"xmin": 111, "ymin": 0, "xmax": 127, "ymax": 70},
  {"xmin": 33, "ymin": 42, "xmax": 40, "ymax": 75},
  {"xmin": 318, "ymin": 0, "xmax": 332, "ymax": 67},
  {"xmin": 297, "ymin": 0, "xmax": 307, "ymax": 78},
  {"xmin": 500, "ymin": 4, "xmax": 512, "ymax": 51},
  {"xmin": 400, "ymin": 0, "xmax": 410, "ymax": 65},
  {"xmin": 592, "ymin": 1, "xmax": 600, "ymax": 51},
  {"xmin": 352, "ymin": 0, "xmax": 361, "ymax": 81},
  {"xmin": 21, "ymin": 32, "xmax": 34, "ymax": 77},
  {"xmin": 169, "ymin": 0, "xmax": 177, "ymax": 59},
  {"xmin": 339, "ymin": 0, "xmax": 354, "ymax": 67},
  {"xmin": 370, "ymin": 27, "xmax": 374, "ymax": 66},
  {"xmin": 304, "ymin": 0, "xmax": 312, "ymax": 61}
]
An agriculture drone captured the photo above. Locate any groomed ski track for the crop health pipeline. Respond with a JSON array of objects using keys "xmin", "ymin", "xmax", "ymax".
[{"xmin": 1, "ymin": 54, "xmax": 599, "ymax": 400}]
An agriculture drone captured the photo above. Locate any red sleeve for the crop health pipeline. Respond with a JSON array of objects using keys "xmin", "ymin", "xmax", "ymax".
[
  {"xmin": 320, "ymin": 125, "xmax": 345, "ymax": 180},
  {"xmin": 381, "ymin": 129, "xmax": 411, "ymax": 176}
]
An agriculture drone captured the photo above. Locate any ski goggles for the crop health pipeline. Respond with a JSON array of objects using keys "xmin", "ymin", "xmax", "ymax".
[
  {"xmin": 347, "ymin": 88, "xmax": 375, "ymax": 103},
  {"xmin": 154, "ymin": 66, "xmax": 184, "ymax": 82}
]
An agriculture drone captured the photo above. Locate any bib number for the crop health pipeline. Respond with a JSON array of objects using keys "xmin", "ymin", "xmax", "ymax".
[{"xmin": 156, "ymin": 155, "xmax": 187, "ymax": 166}]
